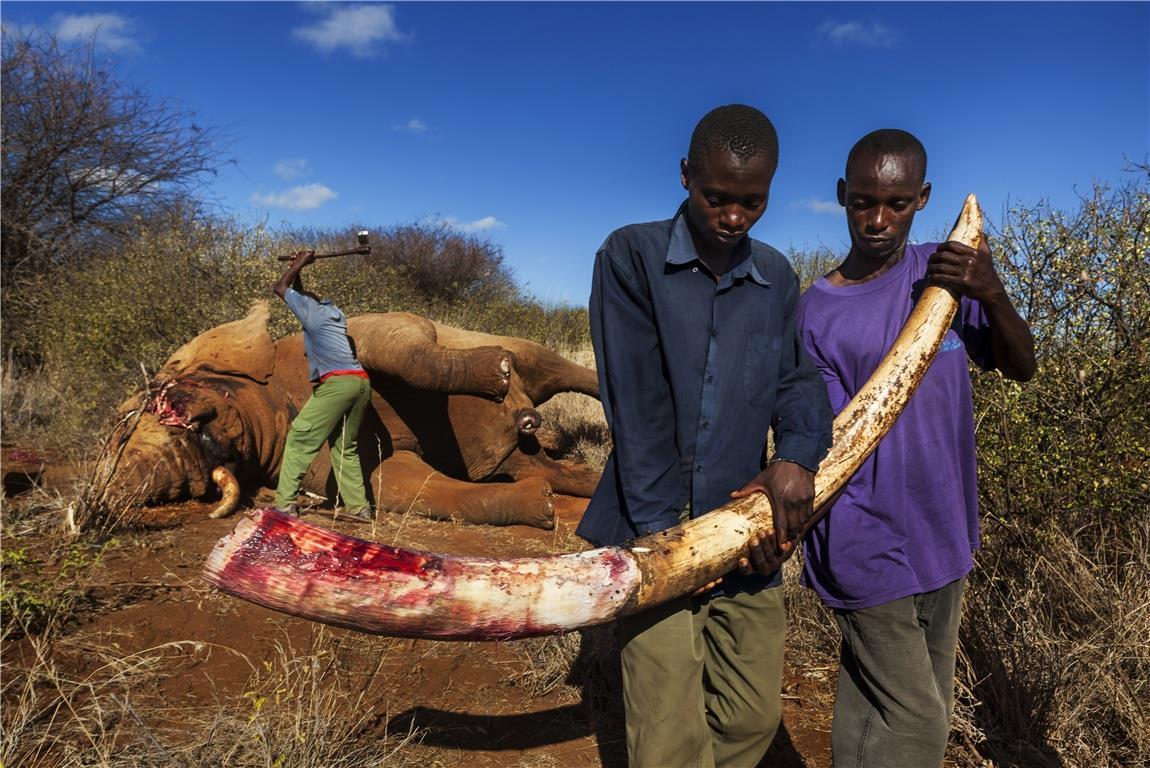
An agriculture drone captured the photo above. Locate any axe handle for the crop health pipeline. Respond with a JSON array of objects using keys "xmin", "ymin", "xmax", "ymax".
[{"xmin": 276, "ymin": 245, "xmax": 371, "ymax": 262}]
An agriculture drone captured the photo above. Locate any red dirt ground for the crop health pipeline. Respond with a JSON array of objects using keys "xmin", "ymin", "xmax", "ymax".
[{"xmin": 2, "ymin": 455, "xmax": 835, "ymax": 767}]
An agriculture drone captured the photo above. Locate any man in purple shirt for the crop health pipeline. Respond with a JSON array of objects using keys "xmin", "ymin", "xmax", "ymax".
[{"xmin": 795, "ymin": 129, "xmax": 1035, "ymax": 767}]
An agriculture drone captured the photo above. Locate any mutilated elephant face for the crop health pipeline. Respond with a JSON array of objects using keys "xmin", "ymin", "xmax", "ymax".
[
  {"xmin": 106, "ymin": 377, "xmax": 251, "ymax": 505},
  {"xmin": 104, "ymin": 301, "xmax": 283, "ymax": 507}
]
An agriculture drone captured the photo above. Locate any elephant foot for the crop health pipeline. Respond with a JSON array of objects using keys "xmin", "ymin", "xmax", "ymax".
[{"xmin": 463, "ymin": 346, "xmax": 514, "ymax": 402}]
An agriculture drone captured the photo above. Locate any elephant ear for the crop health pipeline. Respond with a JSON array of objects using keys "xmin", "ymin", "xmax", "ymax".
[{"xmin": 159, "ymin": 301, "xmax": 276, "ymax": 383}]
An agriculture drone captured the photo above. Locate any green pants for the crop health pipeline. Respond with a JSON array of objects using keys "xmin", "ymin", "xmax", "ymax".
[
  {"xmin": 618, "ymin": 584, "xmax": 786, "ymax": 768},
  {"xmin": 275, "ymin": 374, "xmax": 371, "ymax": 511},
  {"xmin": 831, "ymin": 577, "xmax": 966, "ymax": 768}
]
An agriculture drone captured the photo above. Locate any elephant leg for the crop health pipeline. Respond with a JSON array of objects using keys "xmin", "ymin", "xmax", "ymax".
[
  {"xmin": 430, "ymin": 323, "xmax": 601, "ymax": 405},
  {"xmin": 350, "ymin": 314, "xmax": 513, "ymax": 401},
  {"xmin": 370, "ymin": 451, "xmax": 555, "ymax": 529},
  {"xmin": 511, "ymin": 347, "xmax": 600, "ymax": 405},
  {"xmin": 496, "ymin": 449, "xmax": 601, "ymax": 498}
]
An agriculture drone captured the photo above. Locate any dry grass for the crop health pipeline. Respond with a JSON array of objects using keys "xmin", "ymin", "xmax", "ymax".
[
  {"xmin": 1, "ymin": 358, "xmax": 64, "ymax": 447},
  {"xmin": 950, "ymin": 517, "xmax": 1150, "ymax": 768},
  {"xmin": 183, "ymin": 629, "xmax": 426, "ymax": 768},
  {"xmin": 781, "ymin": 555, "xmax": 839, "ymax": 667},
  {"xmin": 508, "ymin": 633, "xmax": 587, "ymax": 701},
  {"xmin": 537, "ymin": 344, "xmax": 611, "ymax": 473},
  {"xmin": 1, "ymin": 621, "xmax": 427, "ymax": 768}
]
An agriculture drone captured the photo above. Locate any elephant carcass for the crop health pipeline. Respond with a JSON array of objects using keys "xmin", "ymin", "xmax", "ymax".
[
  {"xmin": 203, "ymin": 195, "xmax": 986, "ymax": 640},
  {"xmin": 102, "ymin": 306, "xmax": 601, "ymax": 528}
]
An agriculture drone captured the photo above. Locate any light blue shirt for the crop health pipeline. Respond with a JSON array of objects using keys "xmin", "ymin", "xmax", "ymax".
[{"xmin": 284, "ymin": 288, "xmax": 364, "ymax": 381}]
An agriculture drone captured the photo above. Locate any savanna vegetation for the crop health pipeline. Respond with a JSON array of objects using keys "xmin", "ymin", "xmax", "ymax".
[{"xmin": 2, "ymin": 29, "xmax": 1147, "ymax": 768}]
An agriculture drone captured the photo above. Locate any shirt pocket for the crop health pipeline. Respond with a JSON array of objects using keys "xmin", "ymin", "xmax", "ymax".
[{"xmin": 743, "ymin": 332, "xmax": 783, "ymax": 407}]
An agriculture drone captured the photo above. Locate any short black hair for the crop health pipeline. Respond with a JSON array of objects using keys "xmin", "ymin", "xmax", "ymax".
[
  {"xmin": 688, "ymin": 104, "xmax": 779, "ymax": 170},
  {"xmin": 846, "ymin": 129, "xmax": 927, "ymax": 183}
]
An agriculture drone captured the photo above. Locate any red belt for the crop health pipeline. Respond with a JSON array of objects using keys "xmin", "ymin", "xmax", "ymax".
[{"xmin": 318, "ymin": 369, "xmax": 369, "ymax": 383}]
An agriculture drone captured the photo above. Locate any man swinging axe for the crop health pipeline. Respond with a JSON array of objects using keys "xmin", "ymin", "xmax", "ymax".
[{"xmin": 272, "ymin": 232, "xmax": 374, "ymax": 521}]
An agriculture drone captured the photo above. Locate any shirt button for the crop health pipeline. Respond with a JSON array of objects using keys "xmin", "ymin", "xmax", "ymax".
[
  {"xmin": 695, "ymin": 465, "xmax": 703, "ymax": 472},
  {"xmin": 701, "ymin": 421, "xmax": 710, "ymax": 429},
  {"xmin": 692, "ymin": 267, "xmax": 698, "ymax": 273},
  {"xmin": 706, "ymin": 375, "xmax": 714, "ymax": 384}
]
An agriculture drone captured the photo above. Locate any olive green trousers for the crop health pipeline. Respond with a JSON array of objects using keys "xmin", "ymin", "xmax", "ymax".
[
  {"xmin": 274, "ymin": 374, "xmax": 371, "ymax": 512},
  {"xmin": 618, "ymin": 583, "xmax": 786, "ymax": 768}
]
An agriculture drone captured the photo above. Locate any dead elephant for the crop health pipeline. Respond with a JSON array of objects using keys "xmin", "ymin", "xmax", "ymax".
[{"xmin": 103, "ymin": 302, "xmax": 601, "ymax": 528}]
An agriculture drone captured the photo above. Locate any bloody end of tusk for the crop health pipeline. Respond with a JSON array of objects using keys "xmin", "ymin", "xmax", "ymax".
[
  {"xmin": 203, "ymin": 507, "xmax": 641, "ymax": 639},
  {"xmin": 208, "ymin": 466, "xmax": 241, "ymax": 519}
]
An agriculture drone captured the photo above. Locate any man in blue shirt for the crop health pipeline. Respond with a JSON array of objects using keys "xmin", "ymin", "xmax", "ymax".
[
  {"xmin": 273, "ymin": 249, "xmax": 373, "ymax": 521},
  {"xmin": 577, "ymin": 105, "xmax": 833, "ymax": 767}
]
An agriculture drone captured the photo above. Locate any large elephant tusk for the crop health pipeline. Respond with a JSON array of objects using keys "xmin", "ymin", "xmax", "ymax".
[
  {"xmin": 203, "ymin": 196, "xmax": 984, "ymax": 640},
  {"xmin": 208, "ymin": 466, "xmax": 241, "ymax": 519}
]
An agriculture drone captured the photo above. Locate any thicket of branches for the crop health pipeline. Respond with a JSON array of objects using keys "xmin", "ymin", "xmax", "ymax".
[
  {"xmin": 1, "ymin": 30, "xmax": 225, "ymax": 362},
  {"xmin": 954, "ymin": 170, "xmax": 1149, "ymax": 766}
]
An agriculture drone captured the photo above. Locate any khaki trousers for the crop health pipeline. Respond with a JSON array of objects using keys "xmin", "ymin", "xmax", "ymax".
[{"xmin": 619, "ymin": 584, "xmax": 786, "ymax": 768}]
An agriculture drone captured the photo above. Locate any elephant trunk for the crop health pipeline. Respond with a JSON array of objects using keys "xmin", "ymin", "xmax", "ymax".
[{"xmin": 102, "ymin": 416, "xmax": 216, "ymax": 506}]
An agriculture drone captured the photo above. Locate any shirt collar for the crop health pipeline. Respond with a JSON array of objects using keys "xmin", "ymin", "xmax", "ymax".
[
  {"xmin": 666, "ymin": 204, "xmax": 698, "ymax": 266},
  {"xmin": 666, "ymin": 202, "xmax": 769, "ymax": 287},
  {"xmin": 733, "ymin": 253, "xmax": 770, "ymax": 287}
]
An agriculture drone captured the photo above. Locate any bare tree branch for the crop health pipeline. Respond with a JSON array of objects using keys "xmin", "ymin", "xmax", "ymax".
[{"xmin": 2, "ymin": 29, "xmax": 227, "ymax": 282}]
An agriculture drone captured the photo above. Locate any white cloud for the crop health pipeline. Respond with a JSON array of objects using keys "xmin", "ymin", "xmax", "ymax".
[
  {"xmin": 273, "ymin": 159, "xmax": 310, "ymax": 180},
  {"xmin": 53, "ymin": 13, "xmax": 142, "ymax": 53},
  {"xmin": 293, "ymin": 4, "xmax": 408, "ymax": 58},
  {"xmin": 392, "ymin": 118, "xmax": 428, "ymax": 134},
  {"xmin": 791, "ymin": 197, "xmax": 842, "ymax": 214},
  {"xmin": 251, "ymin": 183, "xmax": 337, "ymax": 211},
  {"xmin": 430, "ymin": 215, "xmax": 506, "ymax": 233},
  {"xmin": 815, "ymin": 20, "xmax": 900, "ymax": 49},
  {"xmin": 459, "ymin": 216, "xmax": 504, "ymax": 232}
]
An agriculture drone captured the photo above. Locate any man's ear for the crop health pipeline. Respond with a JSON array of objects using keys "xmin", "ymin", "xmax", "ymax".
[
  {"xmin": 836, "ymin": 178, "xmax": 847, "ymax": 207},
  {"xmin": 917, "ymin": 181, "xmax": 932, "ymax": 211},
  {"xmin": 680, "ymin": 157, "xmax": 690, "ymax": 190}
]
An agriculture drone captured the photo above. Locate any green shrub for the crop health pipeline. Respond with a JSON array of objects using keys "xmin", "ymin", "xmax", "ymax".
[
  {"xmin": 956, "ymin": 169, "xmax": 1150, "ymax": 767},
  {"xmin": 975, "ymin": 171, "xmax": 1150, "ymax": 537}
]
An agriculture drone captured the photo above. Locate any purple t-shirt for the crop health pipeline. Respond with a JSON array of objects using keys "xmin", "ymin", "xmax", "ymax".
[{"xmin": 795, "ymin": 242, "xmax": 993, "ymax": 610}]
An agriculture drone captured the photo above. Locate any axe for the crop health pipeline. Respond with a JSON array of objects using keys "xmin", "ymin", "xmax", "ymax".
[{"xmin": 276, "ymin": 230, "xmax": 371, "ymax": 261}]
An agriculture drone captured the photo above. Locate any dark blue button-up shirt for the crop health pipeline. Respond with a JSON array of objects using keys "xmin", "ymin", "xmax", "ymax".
[{"xmin": 577, "ymin": 204, "xmax": 833, "ymax": 562}]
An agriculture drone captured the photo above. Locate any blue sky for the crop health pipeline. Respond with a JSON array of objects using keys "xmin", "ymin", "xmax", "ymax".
[{"xmin": 4, "ymin": 2, "xmax": 1147, "ymax": 305}]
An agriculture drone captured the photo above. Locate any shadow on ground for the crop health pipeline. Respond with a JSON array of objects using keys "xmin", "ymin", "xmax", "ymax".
[{"xmin": 385, "ymin": 625, "xmax": 810, "ymax": 767}]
